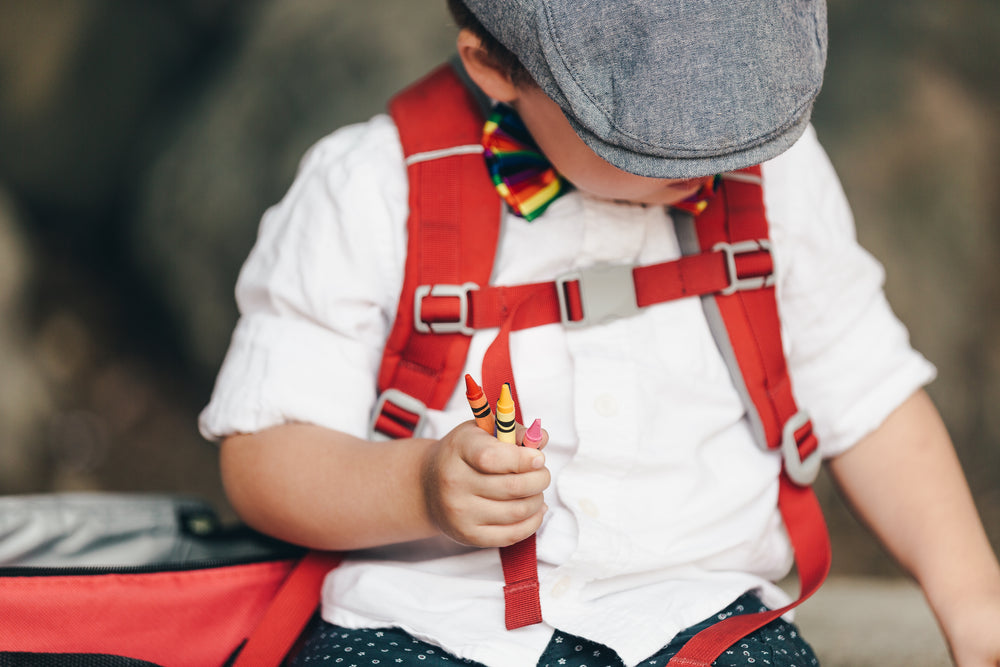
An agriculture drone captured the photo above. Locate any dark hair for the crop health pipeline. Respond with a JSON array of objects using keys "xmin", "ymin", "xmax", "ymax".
[{"xmin": 446, "ymin": 0, "xmax": 533, "ymax": 86}]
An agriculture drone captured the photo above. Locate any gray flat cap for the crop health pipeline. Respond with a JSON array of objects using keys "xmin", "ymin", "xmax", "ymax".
[{"xmin": 463, "ymin": 0, "xmax": 828, "ymax": 178}]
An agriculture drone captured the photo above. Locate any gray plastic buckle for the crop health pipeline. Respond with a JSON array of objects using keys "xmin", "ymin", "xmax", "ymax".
[
  {"xmin": 556, "ymin": 263, "xmax": 638, "ymax": 328},
  {"xmin": 781, "ymin": 410, "xmax": 821, "ymax": 486},
  {"xmin": 713, "ymin": 240, "xmax": 775, "ymax": 295},
  {"xmin": 368, "ymin": 389, "xmax": 427, "ymax": 441},
  {"xmin": 413, "ymin": 282, "xmax": 478, "ymax": 335}
]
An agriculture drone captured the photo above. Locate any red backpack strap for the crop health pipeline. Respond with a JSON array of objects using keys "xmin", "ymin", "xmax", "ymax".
[
  {"xmin": 665, "ymin": 167, "xmax": 831, "ymax": 666},
  {"xmin": 377, "ymin": 63, "xmax": 543, "ymax": 629},
  {"xmin": 233, "ymin": 550, "xmax": 343, "ymax": 667},
  {"xmin": 372, "ymin": 63, "xmax": 502, "ymax": 440}
]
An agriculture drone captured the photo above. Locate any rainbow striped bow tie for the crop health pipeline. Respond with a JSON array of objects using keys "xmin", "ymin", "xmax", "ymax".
[
  {"xmin": 481, "ymin": 104, "xmax": 719, "ymax": 221},
  {"xmin": 482, "ymin": 104, "xmax": 566, "ymax": 222}
]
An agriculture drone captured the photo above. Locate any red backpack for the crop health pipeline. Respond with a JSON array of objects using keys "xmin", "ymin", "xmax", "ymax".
[
  {"xmin": 370, "ymin": 61, "xmax": 832, "ymax": 666},
  {"xmin": 0, "ymin": 494, "xmax": 341, "ymax": 667}
]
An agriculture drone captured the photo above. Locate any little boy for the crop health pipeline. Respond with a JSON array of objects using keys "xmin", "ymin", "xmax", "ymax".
[{"xmin": 200, "ymin": 1, "xmax": 1000, "ymax": 665}]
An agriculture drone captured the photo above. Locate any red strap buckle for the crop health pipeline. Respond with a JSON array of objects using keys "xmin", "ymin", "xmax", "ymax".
[
  {"xmin": 781, "ymin": 410, "xmax": 820, "ymax": 485},
  {"xmin": 713, "ymin": 240, "xmax": 775, "ymax": 295},
  {"xmin": 413, "ymin": 283, "xmax": 478, "ymax": 335},
  {"xmin": 555, "ymin": 263, "xmax": 638, "ymax": 328},
  {"xmin": 368, "ymin": 389, "xmax": 427, "ymax": 440}
]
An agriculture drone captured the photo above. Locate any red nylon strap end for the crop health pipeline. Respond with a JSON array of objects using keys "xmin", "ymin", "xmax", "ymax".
[{"xmin": 503, "ymin": 575, "xmax": 543, "ymax": 629}]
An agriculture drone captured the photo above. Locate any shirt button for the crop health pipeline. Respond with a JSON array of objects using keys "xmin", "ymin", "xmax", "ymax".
[
  {"xmin": 594, "ymin": 393, "xmax": 618, "ymax": 417},
  {"xmin": 578, "ymin": 498, "xmax": 600, "ymax": 518},
  {"xmin": 551, "ymin": 577, "xmax": 572, "ymax": 598}
]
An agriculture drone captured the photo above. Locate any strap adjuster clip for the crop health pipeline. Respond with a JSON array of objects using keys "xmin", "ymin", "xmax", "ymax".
[
  {"xmin": 369, "ymin": 389, "xmax": 427, "ymax": 440},
  {"xmin": 556, "ymin": 263, "xmax": 638, "ymax": 329},
  {"xmin": 414, "ymin": 283, "xmax": 478, "ymax": 335},
  {"xmin": 713, "ymin": 240, "xmax": 775, "ymax": 295},
  {"xmin": 781, "ymin": 410, "xmax": 821, "ymax": 486}
]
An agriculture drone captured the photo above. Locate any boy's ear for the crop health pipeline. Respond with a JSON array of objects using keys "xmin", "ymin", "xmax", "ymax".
[{"xmin": 456, "ymin": 29, "xmax": 519, "ymax": 103}]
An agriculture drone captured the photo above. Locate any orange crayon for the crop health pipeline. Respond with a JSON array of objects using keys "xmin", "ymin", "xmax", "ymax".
[
  {"xmin": 464, "ymin": 374, "xmax": 495, "ymax": 434},
  {"xmin": 495, "ymin": 383, "xmax": 517, "ymax": 445}
]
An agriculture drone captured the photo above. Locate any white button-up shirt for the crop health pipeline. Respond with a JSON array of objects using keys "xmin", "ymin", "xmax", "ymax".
[{"xmin": 200, "ymin": 116, "xmax": 934, "ymax": 667}]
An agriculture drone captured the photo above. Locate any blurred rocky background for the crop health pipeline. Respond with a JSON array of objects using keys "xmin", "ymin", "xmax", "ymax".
[{"xmin": 0, "ymin": 0, "xmax": 996, "ymax": 600}]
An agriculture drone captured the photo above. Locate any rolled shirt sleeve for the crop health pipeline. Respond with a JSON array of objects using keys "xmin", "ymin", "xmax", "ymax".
[{"xmin": 764, "ymin": 125, "xmax": 937, "ymax": 458}]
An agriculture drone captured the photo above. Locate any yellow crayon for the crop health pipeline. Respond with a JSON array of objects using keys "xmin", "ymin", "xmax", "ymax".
[{"xmin": 495, "ymin": 383, "xmax": 517, "ymax": 445}]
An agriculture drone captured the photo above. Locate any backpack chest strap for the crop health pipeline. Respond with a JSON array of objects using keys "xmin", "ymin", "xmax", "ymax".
[{"xmin": 413, "ymin": 235, "xmax": 774, "ymax": 336}]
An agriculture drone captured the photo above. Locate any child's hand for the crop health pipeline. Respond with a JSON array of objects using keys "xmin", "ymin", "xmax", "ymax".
[
  {"xmin": 420, "ymin": 420, "xmax": 549, "ymax": 548},
  {"xmin": 941, "ymin": 590, "xmax": 1000, "ymax": 667}
]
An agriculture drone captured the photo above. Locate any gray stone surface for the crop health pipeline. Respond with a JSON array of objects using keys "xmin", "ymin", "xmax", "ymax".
[
  {"xmin": 0, "ymin": 0, "xmax": 244, "ymax": 220},
  {"xmin": 131, "ymin": 1, "xmax": 457, "ymax": 374},
  {"xmin": 795, "ymin": 577, "xmax": 951, "ymax": 666},
  {"xmin": 0, "ymin": 188, "xmax": 54, "ymax": 492}
]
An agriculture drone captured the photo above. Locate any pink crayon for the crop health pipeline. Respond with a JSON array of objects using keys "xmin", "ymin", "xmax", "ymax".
[{"xmin": 523, "ymin": 418, "xmax": 543, "ymax": 449}]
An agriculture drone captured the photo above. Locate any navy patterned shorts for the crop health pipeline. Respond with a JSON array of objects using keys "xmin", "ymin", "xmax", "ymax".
[{"xmin": 289, "ymin": 593, "xmax": 819, "ymax": 667}]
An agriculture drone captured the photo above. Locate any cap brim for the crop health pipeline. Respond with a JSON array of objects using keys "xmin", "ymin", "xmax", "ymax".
[{"xmin": 565, "ymin": 102, "xmax": 816, "ymax": 179}]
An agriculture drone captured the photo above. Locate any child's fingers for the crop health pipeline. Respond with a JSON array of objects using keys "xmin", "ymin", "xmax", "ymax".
[
  {"xmin": 458, "ymin": 501, "xmax": 548, "ymax": 548},
  {"xmin": 487, "ymin": 506, "xmax": 548, "ymax": 547},
  {"xmin": 474, "ymin": 467, "xmax": 550, "ymax": 502},
  {"xmin": 463, "ymin": 435, "xmax": 545, "ymax": 474},
  {"xmin": 469, "ymin": 493, "xmax": 546, "ymax": 526},
  {"xmin": 536, "ymin": 428, "xmax": 549, "ymax": 450}
]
